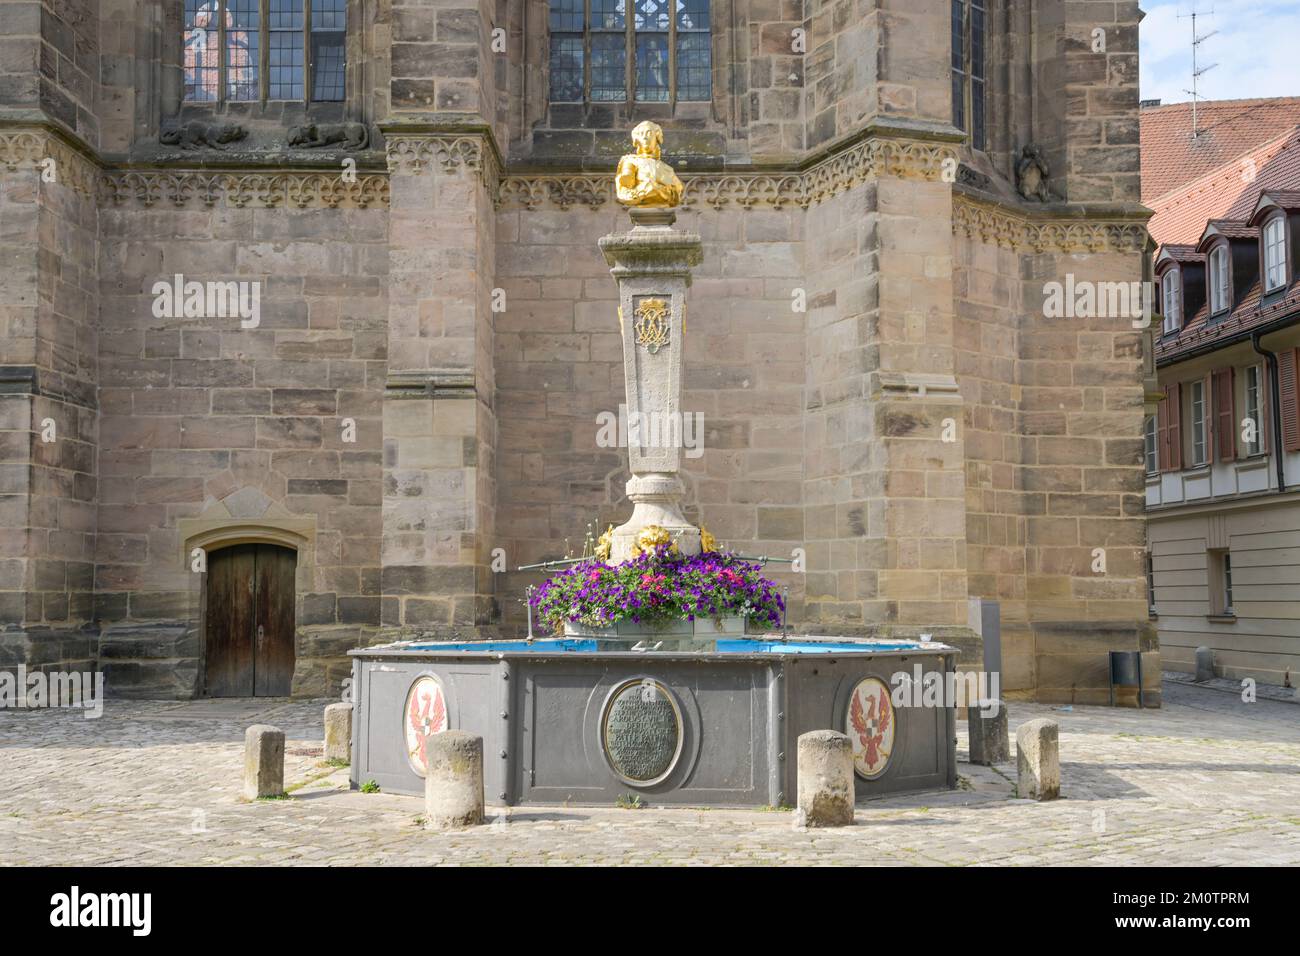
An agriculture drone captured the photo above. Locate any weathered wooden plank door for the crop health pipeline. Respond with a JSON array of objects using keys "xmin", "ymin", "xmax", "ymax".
[
  {"xmin": 205, "ymin": 544, "xmax": 256, "ymax": 697},
  {"xmin": 254, "ymin": 545, "xmax": 296, "ymax": 696},
  {"xmin": 204, "ymin": 544, "xmax": 296, "ymax": 697}
]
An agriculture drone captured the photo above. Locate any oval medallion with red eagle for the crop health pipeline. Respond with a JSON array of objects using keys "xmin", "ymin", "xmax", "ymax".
[
  {"xmin": 846, "ymin": 677, "xmax": 895, "ymax": 779},
  {"xmin": 404, "ymin": 675, "xmax": 449, "ymax": 776}
]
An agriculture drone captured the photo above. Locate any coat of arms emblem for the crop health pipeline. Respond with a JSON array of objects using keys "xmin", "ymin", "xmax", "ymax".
[
  {"xmin": 633, "ymin": 297, "xmax": 671, "ymax": 353},
  {"xmin": 404, "ymin": 675, "xmax": 449, "ymax": 775},
  {"xmin": 847, "ymin": 677, "xmax": 895, "ymax": 779}
]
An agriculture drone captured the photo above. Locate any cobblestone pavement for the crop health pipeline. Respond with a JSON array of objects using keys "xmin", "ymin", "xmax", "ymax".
[{"xmin": 3, "ymin": 681, "xmax": 1299, "ymax": 866}]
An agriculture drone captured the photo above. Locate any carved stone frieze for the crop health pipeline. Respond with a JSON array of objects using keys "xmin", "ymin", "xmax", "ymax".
[{"xmin": 952, "ymin": 194, "xmax": 1148, "ymax": 254}]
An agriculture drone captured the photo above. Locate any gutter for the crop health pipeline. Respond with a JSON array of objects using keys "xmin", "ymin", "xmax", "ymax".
[
  {"xmin": 1156, "ymin": 308, "xmax": 1300, "ymax": 368},
  {"xmin": 1251, "ymin": 330, "xmax": 1287, "ymax": 493}
]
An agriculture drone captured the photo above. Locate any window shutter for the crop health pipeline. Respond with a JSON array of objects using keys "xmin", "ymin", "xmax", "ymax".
[
  {"xmin": 1157, "ymin": 390, "xmax": 1170, "ymax": 471},
  {"xmin": 1281, "ymin": 347, "xmax": 1300, "ymax": 453},
  {"xmin": 1260, "ymin": 364, "xmax": 1271, "ymax": 453},
  {"xmin": 1214, "ymin": 368, "xmax": 1235, "ymax": 461},
  {"xmin": 1167, "ymin": 382, "xmax": 1183, "ymax": 470}
]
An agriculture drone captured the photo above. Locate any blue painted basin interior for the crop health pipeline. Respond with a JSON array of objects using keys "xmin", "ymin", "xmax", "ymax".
[{"xmin": 400, "ymin": 637, "xmax": 924, "ymax": 655}]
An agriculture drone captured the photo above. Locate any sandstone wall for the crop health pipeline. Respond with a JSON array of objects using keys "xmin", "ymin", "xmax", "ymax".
[{"xmin": 95, "ymin": 195, "xmax": 389, "ymax": 696}]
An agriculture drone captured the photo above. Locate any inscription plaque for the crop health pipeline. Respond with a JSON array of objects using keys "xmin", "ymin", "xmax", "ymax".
[{"xmin": 601, "ymin": 679, "xmax": 683, "ymax": 785}]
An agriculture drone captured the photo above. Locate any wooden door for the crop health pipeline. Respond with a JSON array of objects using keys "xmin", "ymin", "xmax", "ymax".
[
  {"xmin": 253, "ymin": 544, "xmax": 296, "ymax": 696},
  {"xmin": 204, "ymin": 544, "xmax": 296, "ymax": 697}
]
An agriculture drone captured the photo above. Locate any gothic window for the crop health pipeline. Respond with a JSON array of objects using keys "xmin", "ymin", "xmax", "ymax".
[
  {"xmin": 951, "ymin": 0, "xmax": 986, "ymax": 150},
  {"xmin": 549, "ymin": 0, "xmax": 711, "ymax": 105},
  {"xmin": 184, "ymin": 0, "xmax": 347, "ymax": 104}
]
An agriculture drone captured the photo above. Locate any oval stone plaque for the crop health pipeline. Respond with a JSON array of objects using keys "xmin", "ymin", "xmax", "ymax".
[{"xmin": 601, "ymin": 679, "xmax": 683, "ymax": 786}]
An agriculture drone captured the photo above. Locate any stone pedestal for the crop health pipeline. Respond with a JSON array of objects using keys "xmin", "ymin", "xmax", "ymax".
[
  {"xmin": 242, "ymin": 724, "xmax": 285, "ymax": 800},
  {"xmin": 424, "ymin": 730, "xmax": 484, "ymax": 829},
  {"xmin": 796, "ymin": 730, "xmax": 855, "ymax": 827},
  {"xmin": 598, "ymin": 214, "xmax": 704, "ymax": 564}
]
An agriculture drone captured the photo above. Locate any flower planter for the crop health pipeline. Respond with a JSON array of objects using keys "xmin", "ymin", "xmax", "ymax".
[{"xmin": 564, "ymin": 615, "xmax": 747, "ymax": 640}]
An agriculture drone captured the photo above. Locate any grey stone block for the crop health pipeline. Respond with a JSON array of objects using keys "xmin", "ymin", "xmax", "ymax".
[
  {"xmin": 967, "ymin": 698, "xmax": 1009, "ymax": 765},
  {"xmin": 1016, "ymin": 718, "xmax": 1060, "ymax": 801},
  {"xmin": 424, "ymin": 730, "xmax": 483, "ymax": 829},
  {"xmin": 796, "ymin": 730, "xmax": 855, "ymax": 827},
  {"xmin": 242, "ymin": 724, "xmax": 285, "ymax": 800},
  {"xmin": 324, "ymin": 702, "xmax": 352, "ymax": 763}
]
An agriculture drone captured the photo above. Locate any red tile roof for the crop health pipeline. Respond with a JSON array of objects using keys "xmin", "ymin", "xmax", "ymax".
[
  {"xmin": 1147, "ymin": 128, "xmax": 1300, "ymax": 246},
  {"xmin": 1140, "ymin": 97, "xmax": 1300, "ymax": 202},
  {"xmin": 1147, "ymin": 122, "xmax": 1300, "ymax": 366}
]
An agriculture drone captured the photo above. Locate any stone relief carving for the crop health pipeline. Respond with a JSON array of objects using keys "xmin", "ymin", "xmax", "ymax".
[
  {"xmin": 498, "ymin": 136, "xmax": 956, "ymax": 212},
  {"xmin": 100, "ymin": 170, "xmax": 389, "ymax": 209},
  {"xmin": 952, "ymin": 195, "xmax": 1147, "ymax": 253},
  {"xmin": 1015, "ymin": 144, "xmax": 1054, "ymax": 202},
  {"xmin": 288, "ymin": 122, "xmax": 369, "ymax": 150},
  {"xmin": 159, "ymin": 121, "xmax": 249, "ymax": 151}
]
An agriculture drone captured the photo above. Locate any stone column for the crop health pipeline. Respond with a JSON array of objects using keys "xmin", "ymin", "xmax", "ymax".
[
  {"xmin": 242, "ymin": 725, "xmax": 285, "ymax": 799},
  {"xmin": 967, "ymin": 699, "xmax": 1009, "ymax": 765},
  {"xmin": 796, "ymin": 730, "xmax": 855, "ymax": 827},
  {"xmin": 378, "ymin": 0, "xmax": 502, "ymax": 637},
  {"xmin": 598, "ymin": 212, "xmax": 704, "ymax": 563},
  {"xmin": 324, "ymin": 702, "xmax": 352, "ymax": 763},
  {"xmin": 1016, "ymin": 718, "xmax": 1060, "ymax": 801},
  {"xmin": 424, "ymin": 730, "xmax": 484, "ymax": 829}
]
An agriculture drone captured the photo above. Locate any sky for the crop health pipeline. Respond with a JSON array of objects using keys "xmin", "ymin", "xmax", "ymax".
[{"xmin": 1140, "ymin": 0, "xmax": 1300, "ymax": 104}]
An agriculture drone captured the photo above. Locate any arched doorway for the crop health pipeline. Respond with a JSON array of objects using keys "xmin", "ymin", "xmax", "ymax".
[{"xmin": 203, "ymin": 543, "xmax": 297, "ymax": 697}]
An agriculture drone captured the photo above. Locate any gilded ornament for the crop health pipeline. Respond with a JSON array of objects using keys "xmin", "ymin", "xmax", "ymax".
[
  {"xmin": 633, "ymin": 298, "xmax": 671, "ymax": 353},
  {"xmin": 615, "ymin": 121, "xmax": 684, "ymax": 208},
  {"xmin": 631, "ymin": 525, "xmax": 678, "ymax": 557}
]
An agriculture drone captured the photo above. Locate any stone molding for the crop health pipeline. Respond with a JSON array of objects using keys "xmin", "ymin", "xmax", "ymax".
[
  {"xmin": 952, "ymin": 193, "xmax": 1149, "ymax": 254},
  {"xmin": 0, "ymin": 128, "xmax": 389, "ymax": 209},
  {"xmin": 385, "ymin": 370, "xmax": 478, "ymax": 400},
  {"xmin": 499, "ymin": 136, "xmax": 959, "ymax": 211},
  {"xmin": 0, "ymin": 129, "xmax": 99, "ymax": 200},
  {"xmin": 384, "ymin": 132, "xmax": 498, "ymax": 180},
  {"xmin": 1, "ymin": 126, "xmax": 1150, "ymax": 251},
  {"xmin": 100, "ymin": 170, "xmax": 389, "ymax": 209}
]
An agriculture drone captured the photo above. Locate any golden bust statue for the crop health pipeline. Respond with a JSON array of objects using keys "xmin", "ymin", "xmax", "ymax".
[{"xmin": 615, "ymin": 121, "xmax": 684, "ymax": 208}]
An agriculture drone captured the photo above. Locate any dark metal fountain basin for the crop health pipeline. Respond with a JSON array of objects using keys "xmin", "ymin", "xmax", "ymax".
[{"xmin": 348, "ymin": 636, "xmax": 957, "ymax": 807}]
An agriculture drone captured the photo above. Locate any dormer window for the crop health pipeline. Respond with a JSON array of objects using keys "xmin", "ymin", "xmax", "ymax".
[
  {"xmin": 1209, "ymin": 244, "xmax": 1230, "ymax": 314},
  {"xmin": 1162, "ymin": 268, "xmax": 1181, "ymax": 334},
  {"xmin": 1263, "ymin": 215, "xmax": 1287, "ymax": 291}
]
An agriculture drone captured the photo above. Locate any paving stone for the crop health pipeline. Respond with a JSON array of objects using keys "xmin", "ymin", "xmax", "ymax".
[{"xmin": 1, "ymin": 681, "xmax": 1299, "ymax": 865}]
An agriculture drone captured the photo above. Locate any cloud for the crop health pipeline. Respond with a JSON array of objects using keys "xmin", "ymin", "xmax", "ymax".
[{"xmin": 1139, "ymin": 0, "xmax": 1300, "ymax": 103}]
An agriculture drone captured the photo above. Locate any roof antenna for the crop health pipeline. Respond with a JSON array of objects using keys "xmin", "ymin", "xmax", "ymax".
[{"xmin": 1178, "ymin": 2, "xmax": 1218, "ymax": 141}]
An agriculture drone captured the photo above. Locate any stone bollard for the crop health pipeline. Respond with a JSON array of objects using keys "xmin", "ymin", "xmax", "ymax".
[
  {"xmin": 242, "ymin": 724, "xmax": 285, "ymax": 800},
  {"xmin": 424, "ymin": 730, "xmax": 484, "ymax": 829},
  {"xmin": 967, "ymin": 699, "xmax": 1009, "ymax": 765},
  {"xmin": 323, "ymin": 702, "xmax": 352, "ymax": 764},
  {"xmin": 1016, "ymin": 718, "xmax": 1060, "ymax": 801},
  {"xmin": 796, "ymin": 730, "xmax": 855, "ymax": 827},
  {"xmin": 1194, "ymin": 646, "xmax": 1215, "ymax": 682}
]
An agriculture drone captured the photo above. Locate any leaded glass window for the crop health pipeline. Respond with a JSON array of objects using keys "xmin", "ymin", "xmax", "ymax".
[
  {"xmin": 549, "ymin": 0, "xmax": 711, "ymax": 104},
  {"xmin": 183, "ymin": 0, "xmax": 347, "ymax": 104},
  {"xmin": 952, "ymin": 0, "xmax": 986, "ymax": 151}
]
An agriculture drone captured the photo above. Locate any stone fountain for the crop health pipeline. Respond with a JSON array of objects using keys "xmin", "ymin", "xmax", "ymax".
[{"xmin": 347, "ymin": 124, "xmax": 958, "ymax": 808}]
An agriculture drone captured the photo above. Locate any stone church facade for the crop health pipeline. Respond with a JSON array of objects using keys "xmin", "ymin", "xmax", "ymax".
[{"xmin": 0, "ymin": 0, "xmax": 1157, "ymax": 703}]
